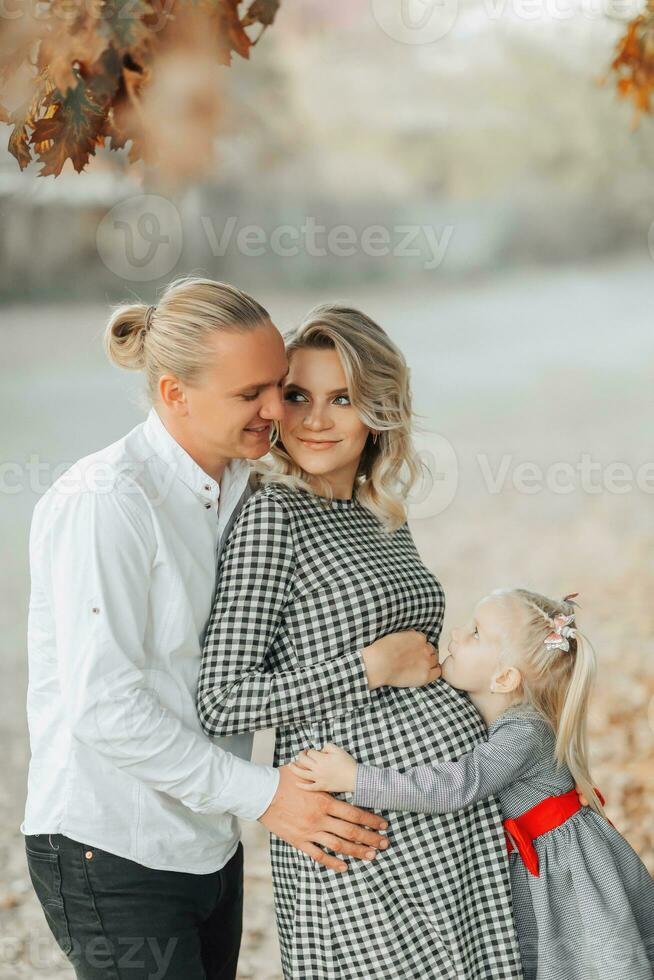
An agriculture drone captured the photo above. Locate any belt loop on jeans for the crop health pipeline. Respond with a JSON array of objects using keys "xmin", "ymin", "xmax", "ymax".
[{"xmin": 48, "ymin": 834, "xmax": 59, "ymax": 851}]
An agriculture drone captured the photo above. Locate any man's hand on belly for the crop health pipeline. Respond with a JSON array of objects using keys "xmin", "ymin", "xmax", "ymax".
[{"xmin": 258, "ymin": 765, "xmax": 390, "ymax": 872}]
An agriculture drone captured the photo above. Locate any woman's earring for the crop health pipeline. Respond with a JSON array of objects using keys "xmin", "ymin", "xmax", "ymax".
[{"xmin": 372, "ymin": 432, "xmax": 379, "ymax": 445}]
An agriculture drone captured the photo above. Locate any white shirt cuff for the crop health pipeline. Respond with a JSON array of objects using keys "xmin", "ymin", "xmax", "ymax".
[{"xmin": 217, "ymin": 756, "xmax": 280, "ymax": 821}]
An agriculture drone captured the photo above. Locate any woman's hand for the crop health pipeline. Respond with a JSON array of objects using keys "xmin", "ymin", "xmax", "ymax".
[
  {"xmin": 361, "ymin": 630, "xmax": 441, "ymax": 690},
  {"xmin": 289, "ymin": 744, "xmax": 358, "ymax": 794}
]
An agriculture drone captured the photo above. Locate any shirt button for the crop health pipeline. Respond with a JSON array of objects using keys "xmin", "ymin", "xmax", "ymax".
[
  {"xmin": 204, "ymin": 502, "xmax": 212, "ymax": 509},
  {"xmin": 203, "ymin": 484, "xmax": 211, "ymax": 491},
  {"xmin": 85, "ymin": 850, "xmax": 94, "ymax": 860}
]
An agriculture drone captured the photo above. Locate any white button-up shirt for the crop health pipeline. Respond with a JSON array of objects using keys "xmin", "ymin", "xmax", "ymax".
[{"xmin": 23, "ymin": 408, "xmax": 279, "ymax": 873}]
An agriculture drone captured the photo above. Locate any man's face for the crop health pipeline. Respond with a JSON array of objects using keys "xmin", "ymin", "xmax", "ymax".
[{"xmin": 177, "ymin": 320, "xmax": 289, "ymax": 461}]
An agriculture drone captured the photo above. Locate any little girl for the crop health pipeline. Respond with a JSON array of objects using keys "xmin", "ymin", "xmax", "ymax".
[{"xmin": 290, "ymin": 589, "xmax": 654, "ymax": 980}]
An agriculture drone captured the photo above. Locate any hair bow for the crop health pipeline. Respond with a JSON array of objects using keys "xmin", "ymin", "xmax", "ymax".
[{"xmin": 544, "ymin": 613, "xmax": 576, "ymax": 653}]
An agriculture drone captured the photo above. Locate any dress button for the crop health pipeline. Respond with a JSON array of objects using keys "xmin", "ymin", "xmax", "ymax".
[{"xmin": 85, "ymin": 850, "xmax": 93, "ymax": 860}]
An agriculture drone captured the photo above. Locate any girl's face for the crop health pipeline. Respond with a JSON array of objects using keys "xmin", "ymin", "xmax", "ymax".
[
  {"xmin": 280, "ymin": 347, "xmax": 372, "ymax": 497},
  {"xmin": 442, "ymin": 597, "xmax": 511, "ymax": 694}
]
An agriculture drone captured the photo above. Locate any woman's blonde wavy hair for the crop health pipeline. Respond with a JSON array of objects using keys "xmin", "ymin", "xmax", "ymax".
[
  {"xmin": 490, "ymin": 588, "xmax": 605, "ymax": 818},
  {"xmin": 255, "ymin": 304, "xmax": 423, "ymax": 533}
]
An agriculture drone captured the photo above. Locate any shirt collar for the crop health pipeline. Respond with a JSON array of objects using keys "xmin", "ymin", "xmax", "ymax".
[{"xmin": 143, "ymin": 408, "xmax": 251, "ymax": 506}]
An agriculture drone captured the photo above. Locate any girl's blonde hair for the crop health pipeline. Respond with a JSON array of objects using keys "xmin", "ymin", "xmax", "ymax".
[
  {"xmin": 256, "ymin": 304, "xmax": 422, "ymax": 532},
  {"xmin": 492, "ymin": 588, "xmax": 605, "ymax": 817},
  {"xmin": 104, "ymin": 276, "xmax": 270, "ymax": 399}
]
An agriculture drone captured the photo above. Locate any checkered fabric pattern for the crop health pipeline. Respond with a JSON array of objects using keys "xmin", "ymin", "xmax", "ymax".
[
  {"xmin": 353, "ymin": 703, "xmax": 561, "ymax": 818},
  {"xmin": 357, "ymin": 703, "xmax": 654, "ymax": 980},
  {"xmin": 199, "ymin": 482, "xmax": 524, "ymax": 979}
]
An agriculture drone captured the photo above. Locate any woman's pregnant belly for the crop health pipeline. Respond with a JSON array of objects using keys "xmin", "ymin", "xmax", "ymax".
[
  {"xmin": 273, "ymin": 679, "xmax": 487, "ymax": 772},
  {"xmin": 271, "ymin": 679, "xmax": 511, "ymax": 976}
]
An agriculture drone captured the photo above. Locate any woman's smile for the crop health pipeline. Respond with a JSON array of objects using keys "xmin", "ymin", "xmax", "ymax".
[{"xmin": 297, "ymin": 437, "xmax": 342, "ymax": 450}]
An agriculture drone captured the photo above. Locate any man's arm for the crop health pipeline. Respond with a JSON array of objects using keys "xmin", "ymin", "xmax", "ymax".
[
  {"xmin": 35, "ymin": 484, "xmax": 389, "ymax": 870},
  {"xmin": 35, "ymin": 485, "xmax": 278, "ymax": 820}
]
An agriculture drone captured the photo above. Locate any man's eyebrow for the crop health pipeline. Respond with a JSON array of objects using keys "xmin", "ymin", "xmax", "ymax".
[{"xmin": 229, "ymin": 367, "xmax": 289, "ymax": 396}]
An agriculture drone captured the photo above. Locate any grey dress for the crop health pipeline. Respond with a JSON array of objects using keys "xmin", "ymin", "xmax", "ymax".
[{"xmin": 355, "ymin": 701, "xmax": 654, "ymax": 980}]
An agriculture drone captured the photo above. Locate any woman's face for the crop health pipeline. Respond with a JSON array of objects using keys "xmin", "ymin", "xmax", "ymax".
[{"xmin": 280, "ymin": 347, "xmax": 372, "ymax": 497}]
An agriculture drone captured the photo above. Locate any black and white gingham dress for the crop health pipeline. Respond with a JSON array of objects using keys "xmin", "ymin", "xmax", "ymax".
[
  {"xmin": 199, "ymin": 482, "xmax": 524, "ymax": 979},
  {"xmin": 355, "ymin": 702, "xmax": 654, "ymax": 980}
]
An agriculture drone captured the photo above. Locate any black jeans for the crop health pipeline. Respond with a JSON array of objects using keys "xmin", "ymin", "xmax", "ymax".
[{"xmin": 25, "ymin": 834, "xmax": 243, "ymax": 980}]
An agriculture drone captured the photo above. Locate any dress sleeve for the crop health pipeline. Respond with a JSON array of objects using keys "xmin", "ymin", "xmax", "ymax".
[
  {"xmin": 197, "ymin": 492, "xmax": 371, "ymax": 737},
  {"xmin": 354, "ymin": 711, "xmax": 548, "ymax": 813}
]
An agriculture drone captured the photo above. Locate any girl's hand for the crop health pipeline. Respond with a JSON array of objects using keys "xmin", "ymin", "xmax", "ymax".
[
  {"xmin": 575, "ymin": 784, "xmax": 589, "ymax": 807},
  {"xmin": 289, "ymin": 744, "xmax": 358, "ymax": 794}
]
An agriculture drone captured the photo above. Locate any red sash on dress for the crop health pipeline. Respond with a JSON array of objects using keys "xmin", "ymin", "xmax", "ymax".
[{"xmin": 503, "ymin": 787, "xmax": 606, "ymax": 877}]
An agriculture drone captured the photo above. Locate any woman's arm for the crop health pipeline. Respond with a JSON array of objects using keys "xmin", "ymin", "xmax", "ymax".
[
  {"xmin": 197, "ymin": 493, "xmax": 373, "ymax": 737},
  {"xmin": 291, "ymin": 713, "xmax": 548, "ymax": 814}
]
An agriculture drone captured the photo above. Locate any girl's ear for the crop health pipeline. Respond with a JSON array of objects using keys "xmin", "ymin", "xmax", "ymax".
[{"xmin": 490, "ymin": 666, "xmax": 522, "ymax": 694}]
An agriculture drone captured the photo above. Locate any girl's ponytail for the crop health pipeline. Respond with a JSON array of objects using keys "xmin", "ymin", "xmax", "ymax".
[{"xmin": 555, "ymin": 629, "xmax": 605, "ymax": 817}]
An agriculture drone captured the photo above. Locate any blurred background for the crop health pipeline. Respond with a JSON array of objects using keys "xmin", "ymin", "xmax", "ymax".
[{"xmin": 1, "ymin": 1, "xmax": 653, "ymax": 977}]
